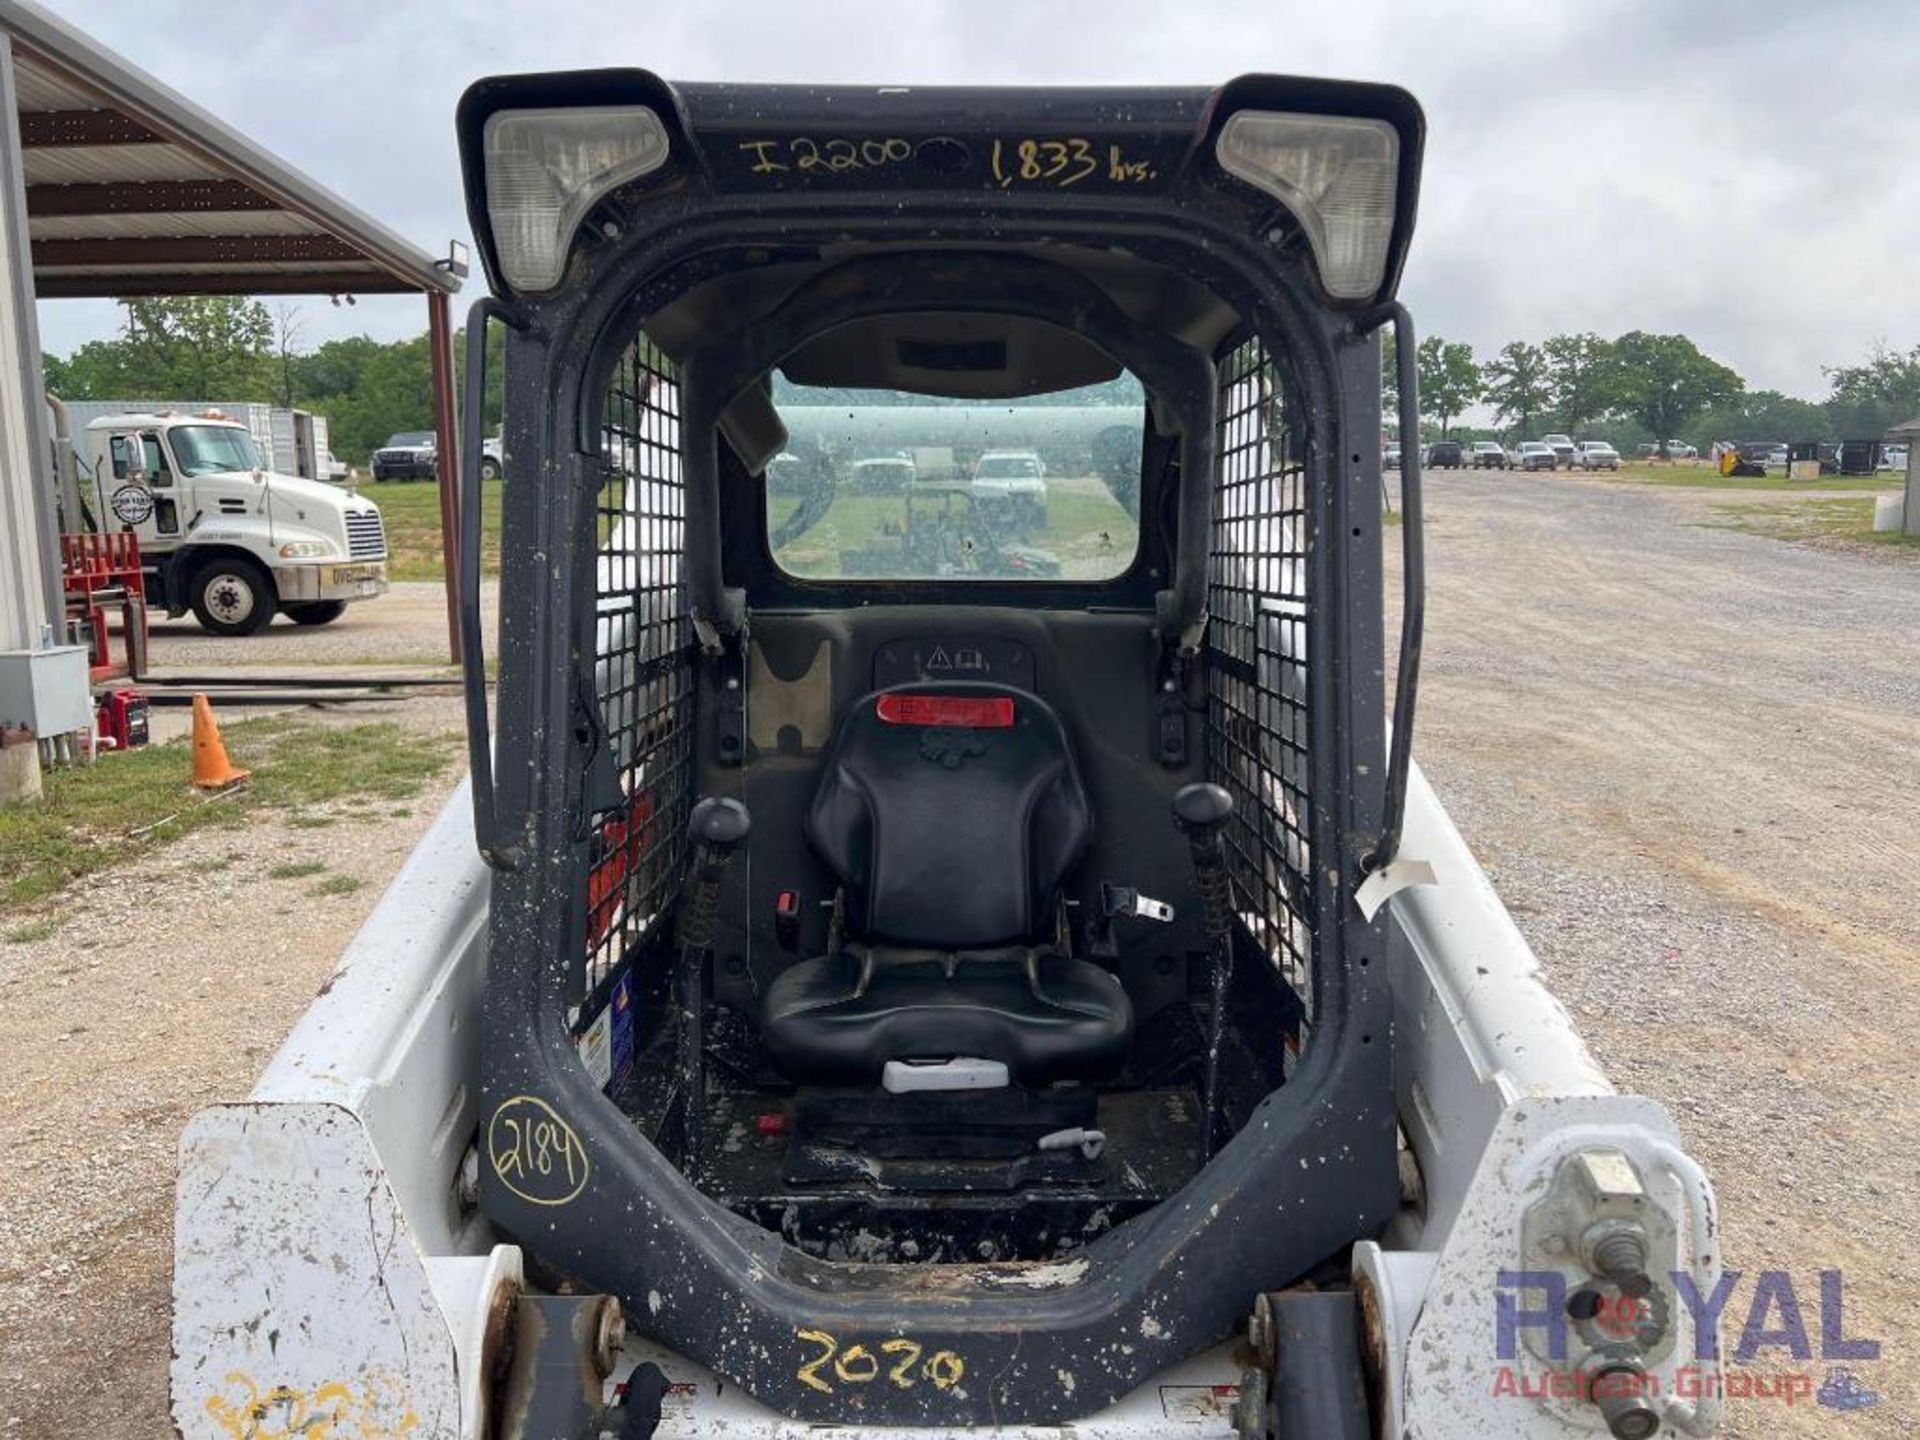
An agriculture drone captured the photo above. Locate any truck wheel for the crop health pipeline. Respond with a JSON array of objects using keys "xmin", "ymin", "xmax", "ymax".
[
  {"xmin": 480, "ymin": 456, "xmax": 503, "ymax": 482},
  {"xmin": 190, "ymin": 557, "xmax": 277, "ymax": 637},
  {"xmin": 284, "ymin": 601, "xmax": 348, "ymax": 626}
]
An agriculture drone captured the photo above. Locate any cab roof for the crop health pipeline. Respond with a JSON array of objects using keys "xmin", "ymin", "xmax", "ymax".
[{"xmin": 455, "ymin": 70, "xmax": 1424, "ymax": 313}]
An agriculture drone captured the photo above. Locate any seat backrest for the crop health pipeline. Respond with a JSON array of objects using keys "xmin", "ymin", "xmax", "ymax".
[{"xmin": 806, "ymin": 681, "xmax": 1091, "ymax": 949}]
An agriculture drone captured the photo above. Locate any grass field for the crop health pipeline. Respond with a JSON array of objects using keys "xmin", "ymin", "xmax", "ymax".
[
  {"xmin": 769, "ymin": 477, "xmax": 1137, "ymax": 579},
  {"xmin": 366, "ymin": 477, "xmax": 502, "ymax": 581},
  {"xmin": 371, "ymin": 461, "xmax": 1904, "ymax": 577},
  {"xmin": 1444, "ymin": 458, "xmax": 1904, "ymax": 491},
  {"xmin": 1595, "ymin": 461, "xmax": 1905, "ymax": 491},
  {"xmin": 0, "ymin": 716, "xmax": 459, "ymax": 922},
  {"xmin": 1706, "ymin": 495, "xmax": 1920, "ymax": 552},
  {"xmin": 370, "ymin": 472, "xmax": 1139, "ymax": 583}
]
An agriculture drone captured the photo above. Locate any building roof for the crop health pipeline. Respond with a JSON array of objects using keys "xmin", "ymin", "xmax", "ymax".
[
  {"xmin": 1887, "ymin": 417, "xmax": 1920, "ymax": 438},
  {"xmin": 0, "ymin": 0, "xmax": 458, "ymax": 299}
]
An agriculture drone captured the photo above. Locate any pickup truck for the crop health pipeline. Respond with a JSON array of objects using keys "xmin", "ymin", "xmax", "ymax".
[{"xmin": 371, "ymin": 430, "xmax": 438, "ymax": 481}]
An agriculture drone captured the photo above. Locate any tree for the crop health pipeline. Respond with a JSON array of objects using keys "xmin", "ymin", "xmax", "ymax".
[
  {"xmin": 1695, "ymin": 389, "xmax": 1828, "ymax": 446},
  {"xmin": 1609, "ymin": 331, "xmax": 1742, "ymax": 445},
  {"xmin": 1416, "ymin": 335, "xmax": 1480, "ymax": 437},
  {"xmin": 40, "ymin": 305, "xmax": 508, "ymax": 466},
  {"xmin": 308, "ymin": 332, "xmax": 434, "ymax": 463},
  {"xmin": 120, "ymin": 296, "xmax": 275, "ymax": 398},
  {"xmin": 1481, "ymin": 341, "xmax": 1552, "ymax": 436},
  {"xmin": 40, "ymin": 296, "xmax": 274, "ymax": 400},
  {"xmin": 273, "ymin": 302, "xmax": 304, "ymax": 409},
  {"xmin": 1379, "ymin": 327, "xmax": 1397, "ymax": 417},
  {"xmin": 1822, "ymin": 343, "xmax": 1920, "ymax": 438},
  {"xmin": 1542, "ymin": 332, "xmax": 1619, "ymax": 435}
]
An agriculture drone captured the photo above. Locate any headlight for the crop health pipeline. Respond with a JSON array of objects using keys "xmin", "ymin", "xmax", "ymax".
[
  {"xmin": 1215, "ymin": 110, "xmax": 1400, "ymax": 300},
  {"xmin": 483, "ymin": 105, "xmax": 671, "ymax": 292},
  {"xmin": 278, "ymin": 541, "xmax": 332, "ymax": 559}
]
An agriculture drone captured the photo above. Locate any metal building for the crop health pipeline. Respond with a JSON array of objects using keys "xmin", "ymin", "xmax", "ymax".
[{"xmin": 0, "ymin": 0, "xmax": 462, "ymax": 802}]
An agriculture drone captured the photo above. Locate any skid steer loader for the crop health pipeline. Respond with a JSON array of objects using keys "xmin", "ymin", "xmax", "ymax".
[{"xmin": 171, "ymin": 71, "xmax": 1723, "ymax": 1440}]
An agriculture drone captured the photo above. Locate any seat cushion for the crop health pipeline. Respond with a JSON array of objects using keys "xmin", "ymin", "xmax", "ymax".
[
  {"xmin": 806, "ymin": 682, "xmax": 1091, "ymax": 949},
  {"xmin": 762, "ymin": 950, "xmax": 1133, "ymax": 1086}
]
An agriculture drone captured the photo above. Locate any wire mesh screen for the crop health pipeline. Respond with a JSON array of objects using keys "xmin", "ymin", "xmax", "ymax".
[
  {"xmin": 1206, "ymin": 334, "xmax": 1315, "ymax": 1041},
  {"xmin": 583, "ymin": 334, "xmax": 694, "ymax": 1003}
]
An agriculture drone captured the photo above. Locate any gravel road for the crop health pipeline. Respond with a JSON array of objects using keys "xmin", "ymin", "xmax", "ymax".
[
  {"xmin": 2, "ymin": 474, "xmax": 1914, "ymax": 1436},
  {"xmin": 1404, "ymin": 472, "xmax": 1919, "ymax": 1437},
  {"xmin": 138, "ymin": 579, "xmax": 498, "ymax": 670}
]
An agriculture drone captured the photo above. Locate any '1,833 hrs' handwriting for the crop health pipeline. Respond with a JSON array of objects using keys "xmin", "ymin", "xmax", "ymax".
[{"xmin": 736, "ymin": 136, "xmax": 1158, "ymax": 188}]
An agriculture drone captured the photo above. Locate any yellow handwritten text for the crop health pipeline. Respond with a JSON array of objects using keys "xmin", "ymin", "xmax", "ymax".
[
  {"xmin": 796, "ymin": 1328, "xmax": 967, "ymax": 1395},
  {"xmin": 740, "ymin": 136, "xmax": 914, "ymax": 176},
  {"xmin": 988, "ymin": 137, "xmax": 1157, "ymax": 189},
  {"xmin": 203, "ymin": 1370, "xmax": 420, "ymax": 1440},
  {"xmin": 487, "ymin": 1094, "xmax": 590, "ymax": 1206}
]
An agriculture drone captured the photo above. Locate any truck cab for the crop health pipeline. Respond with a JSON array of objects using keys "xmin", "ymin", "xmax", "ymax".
[{"xmin": 81, "ymin": 411, "xmax": 389, "ymax": 635}]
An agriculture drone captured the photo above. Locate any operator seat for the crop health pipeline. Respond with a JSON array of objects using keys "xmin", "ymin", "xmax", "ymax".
[{"xmin": 760, "ymin": 681, "xmax": 1132, "ymax": 1086}]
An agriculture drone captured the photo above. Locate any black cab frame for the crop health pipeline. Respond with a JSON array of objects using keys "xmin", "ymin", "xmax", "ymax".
[{"xmin": 455, "ymin": 70, "xmax": 1426, "ymax": 1428}]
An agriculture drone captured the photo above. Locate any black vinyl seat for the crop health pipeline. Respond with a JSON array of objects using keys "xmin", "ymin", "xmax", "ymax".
[{"xmin": 761, "ymin": 682, "xmax": 1132, "ymax": 1086}]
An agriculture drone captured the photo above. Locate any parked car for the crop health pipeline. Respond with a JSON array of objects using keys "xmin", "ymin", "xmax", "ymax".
[
  {"xmin": 850, "ymin": 452, "xmax": 917, "ymax": 493},
  {"xmin": 1424, "ymin": 439, "xmax": 1463, "ymax": 468},
  {"xmin": 480, "ymin": 435, "xmax": 504, "ymax": 482},
  {"xmin": 1469, "ymin": 440, "xmax": 1507, "ymax": 469},
  {"xmin": 970, "ymin": 448, "xmax": 1049, "ymax": 528},
  {"xmin": 1664, "ymin": 439, "xmax": 1698, "ymax": 460},
  {"xmin": 1767, "ymin": 444, "xmax": 1789, "ymax": 469},
  {"xmin": 371, "ymin": 430, "xmax": 437, "ymax": 482},
  {"xmin": 1879, "ymin": 444, "xmax": 1907, "ymax": 473},
  {"xmin": 1383, "ymin": 441, "xmax": 1402, "ymax": 467},
  {"xmin": 1576, "ymin": 441, "xmax": 1620, "ymax": 470},
  {"xmin": 1510, "ymin": 441, "xmax": 1556, "ymax": 472},
  {"xmin": 1540, "ymin": 432, "xmax": 1578, "ymax": 469}
]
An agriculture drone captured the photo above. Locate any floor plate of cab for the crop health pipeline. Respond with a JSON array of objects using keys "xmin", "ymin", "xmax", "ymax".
[{"xmin": 687, "ymin": 1089, "xmax": 1204, "ymax": 1263}]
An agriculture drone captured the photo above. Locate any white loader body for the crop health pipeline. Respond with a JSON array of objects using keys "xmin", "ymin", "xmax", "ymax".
[{"xmin": 172, "ymin": 765, "xmax": 1720, "ymax": 1438}]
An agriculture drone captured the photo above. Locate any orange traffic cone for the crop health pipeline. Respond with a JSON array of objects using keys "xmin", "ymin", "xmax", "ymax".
[{"xmin": 190, "ymin": 694, "xmax": 250, "ymax": 791}]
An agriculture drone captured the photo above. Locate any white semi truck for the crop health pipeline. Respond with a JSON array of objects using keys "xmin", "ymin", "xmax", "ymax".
[{"xmin": 68, "ymin": 408, "xmax": 389, "ymax": 635}]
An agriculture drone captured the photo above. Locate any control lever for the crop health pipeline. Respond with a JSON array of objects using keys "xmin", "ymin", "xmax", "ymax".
[
  {"xmin": 1174, "ymin": 782, "xmax": 1235, "ymax": 1158},
  {"xmin": 675, "ymin": 797, "xmax": 750, "ymax": 1151}
]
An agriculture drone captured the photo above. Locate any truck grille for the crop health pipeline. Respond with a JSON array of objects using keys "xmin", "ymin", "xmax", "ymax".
[{"xmin": 345, "ymin": 510, "xmax": 386, "ymax": 560}]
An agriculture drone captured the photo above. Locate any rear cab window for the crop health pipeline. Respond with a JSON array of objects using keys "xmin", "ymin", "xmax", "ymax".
[{"xmin": 764, "ymin": 373, "xmax": 1144, "ymax": 582}]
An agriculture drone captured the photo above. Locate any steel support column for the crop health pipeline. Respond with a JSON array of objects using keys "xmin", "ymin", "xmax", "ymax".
[
  {"xmin": 428, "ymin": 287, "xmax": 463, "ymax": 665},
  {"xmin": 0, "ymin": 33, "xmax": 60, "ymax": 648}
]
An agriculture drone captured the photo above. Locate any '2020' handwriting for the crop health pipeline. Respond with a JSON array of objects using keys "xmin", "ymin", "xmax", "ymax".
[{"xmin": 795, "ymin": 1328, "xmax": 966, "ymax": 1395}]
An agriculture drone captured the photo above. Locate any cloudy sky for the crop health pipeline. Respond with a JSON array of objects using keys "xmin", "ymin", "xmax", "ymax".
[{"xmin": 38, "ymin": 0, "xmax": 1920, "ymax": 398}]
